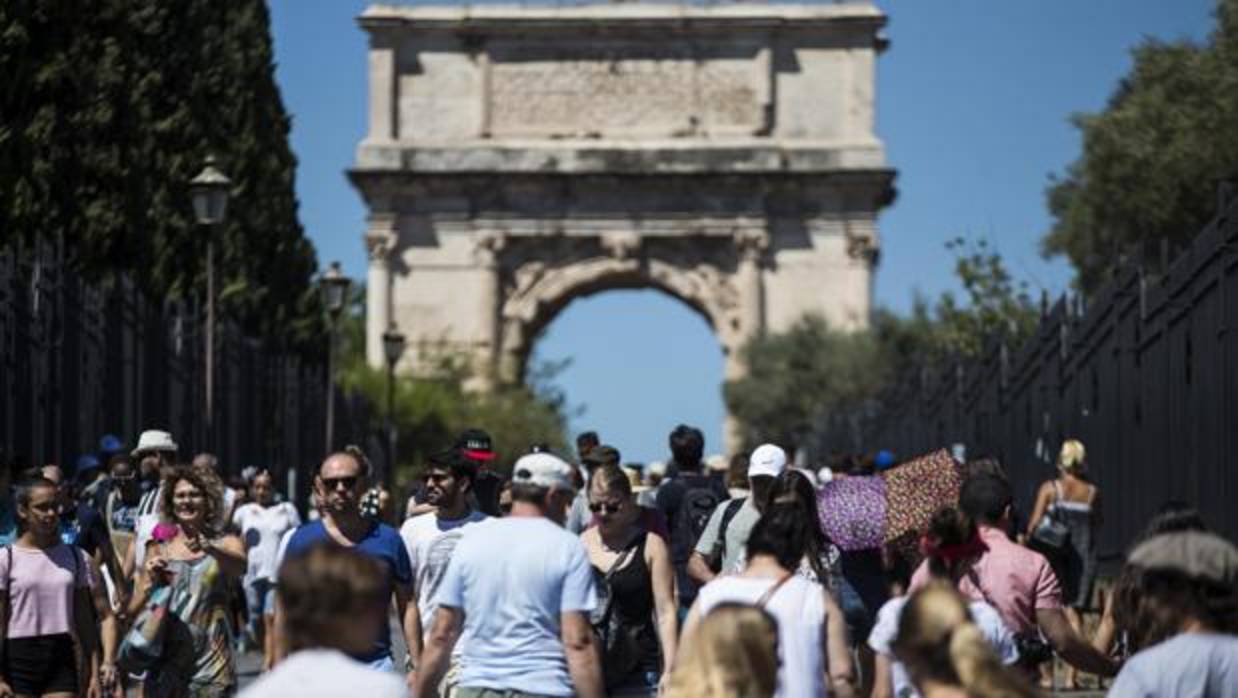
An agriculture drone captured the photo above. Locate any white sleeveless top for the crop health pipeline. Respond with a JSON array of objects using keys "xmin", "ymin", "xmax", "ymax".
[{"xmin": 696, "ymin": 574, "xmax": 828, "ymax": 698}]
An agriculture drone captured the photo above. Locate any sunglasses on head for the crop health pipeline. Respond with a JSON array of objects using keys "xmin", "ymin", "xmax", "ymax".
[
  {"xmin": 321, "ymin": 476, "xmax": 358, "ymax": 491},
  {"xmin": 588, "ymin": 501, "xmax": 623, "ymax": 515}
]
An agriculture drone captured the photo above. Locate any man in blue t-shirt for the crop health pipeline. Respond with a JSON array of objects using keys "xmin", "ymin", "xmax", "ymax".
[
  {"xmin": 278, "ymin": 450, "xmax": 414, "ymax": 675},
  {"xmin": 413, "ymin": 452, "xmax": 604, "ymax": 698}
]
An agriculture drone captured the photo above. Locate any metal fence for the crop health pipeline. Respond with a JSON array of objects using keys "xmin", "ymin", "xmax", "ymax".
[
  {"xmin": 828, "ymin": 187, "xmax": 1238, "ymax": 560},
  {"xmin": 0, "ymin": 242, "xmax": 331, "ymax": 506}
]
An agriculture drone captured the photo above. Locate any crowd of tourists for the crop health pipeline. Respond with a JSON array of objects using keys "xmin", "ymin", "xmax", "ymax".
[{"xmin": 0, "ymin": 426, "xmax": 1235, "ymax": 698}]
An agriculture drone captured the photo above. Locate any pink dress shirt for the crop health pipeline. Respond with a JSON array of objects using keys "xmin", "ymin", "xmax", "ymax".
[{"xmin": 909, "ymin": 524, "xmax": 1062, "ymax": 636}]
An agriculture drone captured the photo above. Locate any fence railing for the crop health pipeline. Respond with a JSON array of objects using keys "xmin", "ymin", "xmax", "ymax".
[
  {"xmin": 827, "ymin": 186, "xmax": 1238, "ymax": 560},
  {"xmin": 0, "ymin": 242, "xmax": 333, "ymax": 508}
]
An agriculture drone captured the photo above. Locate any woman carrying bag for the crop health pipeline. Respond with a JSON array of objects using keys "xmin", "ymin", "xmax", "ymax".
[
  {"xmin": 126, "ymin": 465, "xmax": 245, "ymax": 698},
  {"xmin": 0, "ymin": 476, "xmax": 119, "ymax": 698},
  {"xmin": 1024, "ymin": 438, "xmax": 1101, "ymax": 690},
  {"xmin": 580, "ymin": 464, "xmax": 678, "ymax": 697}
]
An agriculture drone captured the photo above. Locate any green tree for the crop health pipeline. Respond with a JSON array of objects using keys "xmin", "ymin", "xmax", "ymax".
[
  {"xmin": 0, "ymin": 1, "xmax": 320, "ymax": 348},
  {"xmin": 1043, "ymin": 0, "xmax": 1238, "ymax": 292},
  {"xmin": 724, "ymin": 237, "xmax": 1037, "ymax": 452},
  {"xmin": 333, "ymin": 290, "xmax": 571, "ymax": 487},
  {"xmin": 724, "ymin": 314, "xmax": 893, "ymax": 452},
  {"xmin": 933, "ymin": 238, "xmax": 1038, "ymax": 358}
]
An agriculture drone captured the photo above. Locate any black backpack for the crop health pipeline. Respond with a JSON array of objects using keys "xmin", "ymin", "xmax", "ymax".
[{"xmin": 670, "ymin": 477, "xmax": 726, "ymax": 564}]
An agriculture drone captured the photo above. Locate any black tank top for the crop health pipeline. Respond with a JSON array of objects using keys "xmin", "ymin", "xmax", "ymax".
[{"xmin": 595, "ymin": 532, "xmax": 660, "ymax": 673}]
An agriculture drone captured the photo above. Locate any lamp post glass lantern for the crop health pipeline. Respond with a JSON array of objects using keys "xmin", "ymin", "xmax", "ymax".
[
  {"xmin": 321, "ymin": 261, "xmax": 351, "ymax": 455},
  {"xmin": 190, "ymin": 156, "xmax": 231, "ymax": 226},
  {"xmin": 189, "ymin": 156, "xmax": 230, "ymax": 450},
  {"xmin": 382, "ymin": 324, "xmax": 406, "ymax": 488}
]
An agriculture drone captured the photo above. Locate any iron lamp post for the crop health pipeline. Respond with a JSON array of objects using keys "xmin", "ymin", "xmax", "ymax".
[
  {"xmin": 321, "ymin": 261, "xmax": 351, "ymax": 455},
  {"xmin": 189, "ymin": 156, "xmax": 231, "ymax": 449},
  {"xmin": 382, "ymin": 323, "xmax": 406, "ymax": 490}
]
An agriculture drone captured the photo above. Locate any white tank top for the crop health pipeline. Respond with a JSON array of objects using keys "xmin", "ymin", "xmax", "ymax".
[{"xmin": 696, "ymin": 574, "xmax": 828, "ymax": 698}]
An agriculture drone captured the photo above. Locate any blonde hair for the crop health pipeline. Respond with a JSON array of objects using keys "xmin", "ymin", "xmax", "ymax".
[
  {"xmin": 665, "ymin": 604, "xmax": 779, "ymax": 698},
  {"xmin": 1057, "ymin": 439, "xmax": 1086, "ymax": 475},
  {"xmin": 892, "ymin": 583, "xmax": 1036, "ymax": 698}
]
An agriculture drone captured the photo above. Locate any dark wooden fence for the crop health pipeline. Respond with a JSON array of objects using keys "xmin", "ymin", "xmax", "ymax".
[
  {"xmin": 0, "ymin": 242, "xmax": 331, "ymax": 505},
  {"xmin": 827, "ymin": 186, "xmax": 1238, "ymax": 560}
]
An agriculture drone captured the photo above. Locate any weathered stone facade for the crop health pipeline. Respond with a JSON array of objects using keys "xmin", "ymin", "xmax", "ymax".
[{"xmin": 350, "ymin": 3, "xmax": 895, "ymax": 448}]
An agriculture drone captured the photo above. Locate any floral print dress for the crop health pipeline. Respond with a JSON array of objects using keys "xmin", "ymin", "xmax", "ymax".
[{"xmin": 145, "ymin": 554, "xmax": 236, "ymax": 698}]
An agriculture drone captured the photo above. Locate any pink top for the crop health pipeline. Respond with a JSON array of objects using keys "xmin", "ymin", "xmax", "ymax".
[
  {"xmin": 0, "ymin": 544, "xmax": 96, "ymax": 638},
  {"xmin": 909, "ymin": 525, "xmax": 1061, "ymax": 636}
]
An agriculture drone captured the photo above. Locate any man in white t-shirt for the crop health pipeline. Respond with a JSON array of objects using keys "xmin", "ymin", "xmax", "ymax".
[
  {"xmin": 412, "ymin": 452, "xmax": 603, "ymax": 698},
  {"xmin": 399, "ymin": 449, "xmax": 487, "ymax": 676}
]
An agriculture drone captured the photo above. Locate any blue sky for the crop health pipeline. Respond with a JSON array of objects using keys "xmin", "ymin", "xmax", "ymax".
[{"xmin": 269, "ymin": 0, "xmax": 1213, "ymax": 463}]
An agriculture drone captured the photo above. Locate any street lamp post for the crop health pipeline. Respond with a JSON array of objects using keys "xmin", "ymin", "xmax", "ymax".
[
  {"xmin": 382, "ymin": 323, "xmax": 406, "ymax": 490},
  {"xmin": 321, "ymin": 262, "xmax": 351, "ymax": 455},
  {"xmin": 189, "ymin": 156, "xmax": 231, "ymax": 450}
]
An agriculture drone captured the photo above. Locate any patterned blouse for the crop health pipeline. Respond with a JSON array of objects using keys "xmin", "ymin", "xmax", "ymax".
[{"xmin": 145, "ymin": 554, "xmax": 236, "ymax": 698}]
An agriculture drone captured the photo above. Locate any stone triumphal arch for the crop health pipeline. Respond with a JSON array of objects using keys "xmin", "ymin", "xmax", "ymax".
[{"xmin": 350, "ymin": 3, "xmax": 895, "ymax": 445}]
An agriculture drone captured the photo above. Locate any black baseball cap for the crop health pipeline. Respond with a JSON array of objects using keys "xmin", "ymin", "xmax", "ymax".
[{"xmin": 455, "ymin": 428, "xmax": 496, "ymax": 462}]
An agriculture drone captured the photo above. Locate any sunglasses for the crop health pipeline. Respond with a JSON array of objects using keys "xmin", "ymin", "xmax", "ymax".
[
  {"xmin": 588, "ymin": 501, "xmax": 623, "ymax": 515},
  {"xmin": 321, "ymin": 476, "xmax": 359, "ymax": 491}
]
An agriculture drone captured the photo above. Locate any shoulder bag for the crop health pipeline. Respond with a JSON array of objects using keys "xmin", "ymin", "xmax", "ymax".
[
  {"xmin": 1030, "ymin": 481, "xmax": 1070, "ymax": 550},
  {"xmin": 117, "ymin": 544, "xmax": 173, "ymax": 673},
  {"xmin": 592, "ymin": 537, "xmax": 645, "ymax": 690}
]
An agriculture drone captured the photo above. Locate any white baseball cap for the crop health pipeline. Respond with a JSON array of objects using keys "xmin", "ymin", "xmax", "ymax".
[
  {"xmin": 512, "ymin": 452, "xmax": 576, "ymax": 493},
  {"xmin": 705, "ymin": 454, "xmax": 728, "ymax": 473},
  {"xmin": 748, "ymin": 443, "xmax": 787, "ymax": 479},
  {"xmin": 132, "ymin": 429, "xmax": 178, "ymax": 456},
  {"xmin": 647, "ymin": 460, "xmax": 668, "ymax": 477}
]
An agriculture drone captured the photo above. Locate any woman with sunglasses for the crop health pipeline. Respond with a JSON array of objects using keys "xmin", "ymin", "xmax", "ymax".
[
  {"xmin": 129, "ymin": 464, "xmax": 245, "ymax": 697},
  {"xmin": 580, "ymin": 464, "xmax": 678, "ymax": 697}
]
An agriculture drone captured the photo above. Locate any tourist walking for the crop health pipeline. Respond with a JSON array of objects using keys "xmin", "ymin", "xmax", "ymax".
[
  {"xmin": 132, "ymin": 430, "xmax": 178, "ymax": 518},
  {"xmin": 412, "ymin": 452, "xmax": 604, "ymax": 698},
  {"xmin": 230, "ymin": 470, "xmax": 300, "ymax": 671},
  {"xmin": 278, "ymin": 451, "xmax": 415, "ymax": 673},
  {"xmin": 40, "ymin": 464, "xmax": 128, "ymax": 610},
  {"xmin": 685, "ymin": 502, "xmax": 856, "ymax": 698},
  {"xmin": 1024, "ymin": 438, "xmax": 1100, "ymax": 689},
  {"xmin": 0, "ymin": 476, "xmax": 121, "ymax": 698},
  {"xmin": 664, "ymin": 604, "xmax": 779, "ymax": 698},
  {"xmin": 238, "ymin": 546, "xmax": 407, "ymax": 698},
  {"xmin": 687, "ymin": 444, "xmax": 786, "ymax": 586},
  {"xmin": 398, "ymin": 449, "xmax": 487, "ymax": 690},
  {"xmin": 129, "ymin": 464, "xmax": 246, "ymax": 697},
  {"xmin": 654, "ymin": 425, "xmax": 729, "ymax": 608},
  {"xmin": 581, "ymin": 464, "xmax": 678, "ymax": 696},
  {"xmin": 869, "ymin": 507, "xmax": 1020, "ymax": 698},
  {"xmin": 567, "ymin": 445, "xmax": 622, "ymax": 534},
  {"xmin": 890, "ymin": 583, "xmax": 1037, "ymax": 698},
  {"xmin": 1109, "ymin": 530, "xmax": 1238, "ymax": 696},
  {"xmin": 909, "ymin": 473, "xmax": 1117, "ymax": 679}
]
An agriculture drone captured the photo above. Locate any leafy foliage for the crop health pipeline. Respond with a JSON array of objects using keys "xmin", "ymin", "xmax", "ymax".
[
  {"xmin": 724, "ymin": 314, "xmax": 894, "ymax": 451},
  {"xmin": 0, "ymin": 1, "xmax": 320, "ymax": 348},
  {"xmin": 1043, "ymin": 0, "xmax": 1238, "ymax": 292},
  {"xmin": 725, "ymin": 238, "xmax": 1038, "ymax": 453},
  {"xmin": 332, "ymin": 292, "xmax": 572, "ymax": 487}
]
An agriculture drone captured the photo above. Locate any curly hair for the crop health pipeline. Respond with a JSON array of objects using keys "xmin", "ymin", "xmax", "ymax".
[
  {"xmin": 1114, "ymin": 567, "xmax": 1238, "ymax": 652},
  {"xmin": 158, "ymin": 463, "xmax": 225, "ymax": 535}
]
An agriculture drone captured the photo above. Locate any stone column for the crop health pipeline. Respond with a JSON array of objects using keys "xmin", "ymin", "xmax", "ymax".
[
  {"xmin": 364, "ymin": 213, "xmax": 398, "ymax": 370},
  {"xmin": 367, "ymin": 30, "xmax": 398, "ymax": 142},
  {"xmin": 472, "ymin": 233, "xmax": 506, "ymax": 388},
  {"xmin": 725, "ymin": 229, "xmax": 769, "ymax": 453}
]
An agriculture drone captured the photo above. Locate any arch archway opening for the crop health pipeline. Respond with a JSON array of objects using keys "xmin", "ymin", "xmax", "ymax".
[{"xmin": 529, "ymin": 288, "xmax": 727, "ymax": 465}]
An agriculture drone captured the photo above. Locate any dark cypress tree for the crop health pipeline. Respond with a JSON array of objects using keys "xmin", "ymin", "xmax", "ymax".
[{"xmin": 1, "ymin": 0, "xmax": 321, "ymax": 349}]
